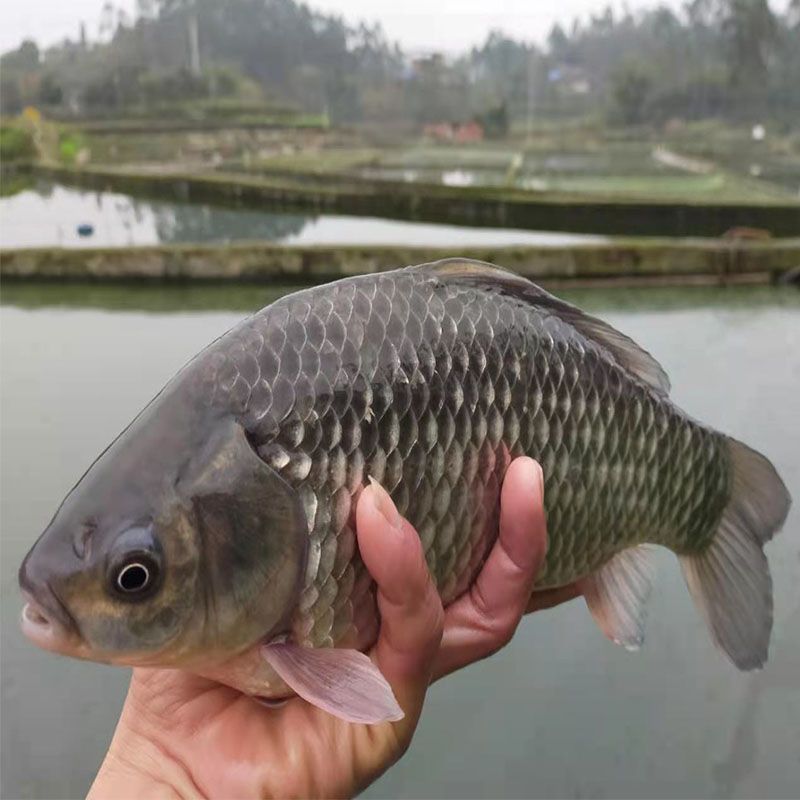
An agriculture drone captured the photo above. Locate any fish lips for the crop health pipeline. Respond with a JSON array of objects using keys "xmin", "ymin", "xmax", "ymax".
[
  {"xmin": 18, "ymin": 558, "xmax": 85, "ymax": 656},
  {"xmin": 19, "ymin": 594, "xmax": 80, "ymax": 654}
]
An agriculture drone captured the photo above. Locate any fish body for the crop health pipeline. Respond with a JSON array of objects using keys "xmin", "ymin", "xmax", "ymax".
[
  {"xmin": 221, "ymin": 263, "xmax": 725, "ymax": 643},
  {"xmin": 19, "ymin": 260, "xmax": 791, "ymax": 722}
]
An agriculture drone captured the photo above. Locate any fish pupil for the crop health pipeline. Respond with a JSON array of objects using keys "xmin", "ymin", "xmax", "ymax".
[{"xmin": 116, "ymin": 562, "xmax": 150, "ymax": 593}]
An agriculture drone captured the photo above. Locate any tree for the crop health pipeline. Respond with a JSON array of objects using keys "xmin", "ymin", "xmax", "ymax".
[
  {"xmin": 0, "ymin": 0, "xmax": 797, "ymax": 125},
  {"xmin": 476, "ymin": 102, "xmax": 509, "ymax": 138},
  {"xmin": 0, "ymin": 78, "xmax": 23, "ymax": 114},
  {"xmin": 610, "ymin": 61, "xmax": 652, "ymax": 124},
  {"xmin": 721, "ymin": 0, "xmax": 778, "ymax": 88},
  {"xmin": 0, "ymin": 40, "xmax": 40, "ymax": 71},
  {"xmin": 38, "ymin": 73, "xmax": 64, "ymax": 105},
  {"xmin": 547, "ymin": 25, "xmax": 571, "ymax": 61}
]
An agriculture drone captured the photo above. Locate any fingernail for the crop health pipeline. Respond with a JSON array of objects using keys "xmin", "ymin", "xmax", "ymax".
[
  {"xmin": 522, "ymin": 458, "xmax": 544, "ymax": 504},
  {"xmin": 533, "ymin": 460, "xmax": 545, "ymax": 504},
  {"xmin": 367, "ymin": 476, "xmax": 402, "ymax": 531}
]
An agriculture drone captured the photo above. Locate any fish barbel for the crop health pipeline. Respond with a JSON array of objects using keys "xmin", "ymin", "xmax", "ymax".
[{"xmin": 19, "ymin": 260, "xmax": 791, "ymax": 723}]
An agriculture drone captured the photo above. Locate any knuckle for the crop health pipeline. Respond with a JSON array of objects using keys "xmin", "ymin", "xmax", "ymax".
[
  {"xmin": 496, "ymin": 618, "xmax": 518, "ymax": 648},
  {"xmin": 430, "ymin": 601, "xmax": 445, "ymax": 642},
  {"xmin": 470, "ymin": 581, "xmax": 497, "ymax": 635},
  {"xmin": 392, "ymin": 729, "xmax": 413, "ymax": 762},
  {"xmin": 421, "ymin": 584, "xmax": 445, "ymax": 641},
  {"xmin": 470, "ymin": 580, "xmax": 519, "ymax": 649}
]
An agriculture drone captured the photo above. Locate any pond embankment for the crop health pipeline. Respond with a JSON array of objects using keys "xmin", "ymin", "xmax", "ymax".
[
  {"xmin": 3, "ymin": 239, "xmax": 798, "ymax": 286},
  {"xmin": 31, "ymin": 163, "xmax": 800, "ymax": 238}
]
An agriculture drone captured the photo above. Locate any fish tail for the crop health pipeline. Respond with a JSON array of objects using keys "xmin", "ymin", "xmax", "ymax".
[{"xmin": 679, "ymin": 437, "xmax": 791, "ymax": 671}]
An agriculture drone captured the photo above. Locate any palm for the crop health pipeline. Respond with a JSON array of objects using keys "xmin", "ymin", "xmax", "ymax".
[
  {"xmin": 124, "ymin": 668, "xmax": 408, "ymax": 798},
  {"xmin": 90, "ymin": 459, "xmax": 579, "ymax": 799}
]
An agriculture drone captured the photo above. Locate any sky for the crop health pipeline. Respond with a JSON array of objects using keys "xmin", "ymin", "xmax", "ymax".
[{"xmin": 0, "ymin": 0, "xmax": 792, "ymax": 55}]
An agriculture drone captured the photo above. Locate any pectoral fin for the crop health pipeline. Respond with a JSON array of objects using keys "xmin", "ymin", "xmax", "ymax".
[
  {"xmin": 580, "ymin": 545, "xmax": 655, "ymax": 650},
  {"xmin": 260, "ymin": 642, "xmax": 404, "ymax": 724}
]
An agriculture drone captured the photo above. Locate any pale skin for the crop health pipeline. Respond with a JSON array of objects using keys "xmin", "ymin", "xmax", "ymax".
[{"xmin": 88, "ymin": 458, "xmax": 580, "ymax": 799}]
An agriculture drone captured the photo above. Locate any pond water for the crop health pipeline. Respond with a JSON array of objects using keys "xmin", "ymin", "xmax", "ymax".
[
  {"xmin": 357, "ymin": 148, "xmax": 795, "ymax": 201},
  {"xmin": 0, "ymin": 181, "xmax": 605, "ymax": 249},
  {"xmin": 1, "ymin": 283, "xmax": 798, "ymax": 799}
]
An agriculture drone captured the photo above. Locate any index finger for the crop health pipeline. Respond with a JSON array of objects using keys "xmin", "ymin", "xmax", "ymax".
[{"xmin": 356, "ymin": 481, "xmax": 444, "ymax": 723}]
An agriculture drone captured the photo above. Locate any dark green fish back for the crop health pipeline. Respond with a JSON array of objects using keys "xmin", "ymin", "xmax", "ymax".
[{"xmin": 200, "ymin": 264, "xmax": 730, "ymax": 649}]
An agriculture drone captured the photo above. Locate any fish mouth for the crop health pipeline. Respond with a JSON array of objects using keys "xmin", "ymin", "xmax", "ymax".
[{"xmin": 19, "ymin": 590, "xmax": 84, "ymax": 656}]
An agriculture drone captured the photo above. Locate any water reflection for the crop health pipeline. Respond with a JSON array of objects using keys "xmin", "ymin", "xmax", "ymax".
[
  {"xmin": 152, "ymin": 202, "xmax": 308, "ymax": 243},
  {"xmin": 712, "ymin": 601, "xmax": 800, "ymax": 799},
  {"xmin": 0, "ymin": 181, "xmax": 607, "ymax": 249},
  {"xmin": 0, "ymin": 181, "xmax": 308, "ymax": 248}
]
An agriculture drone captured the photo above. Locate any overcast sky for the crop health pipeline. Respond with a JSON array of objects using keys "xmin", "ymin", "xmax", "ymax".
[{"xmin": 0, "ymin": 0, "xmax": 792, "ymax": 55}]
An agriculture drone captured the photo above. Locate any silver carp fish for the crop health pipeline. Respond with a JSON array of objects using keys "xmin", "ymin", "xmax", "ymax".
[{"xmin": 19, "ymin": 260, "xmax": 791, "ymax": 723}]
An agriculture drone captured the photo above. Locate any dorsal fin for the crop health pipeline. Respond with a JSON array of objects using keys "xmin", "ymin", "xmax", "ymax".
[{"xmin": 413, "ymin": 258, "xmax": 670, "ymax": 395}]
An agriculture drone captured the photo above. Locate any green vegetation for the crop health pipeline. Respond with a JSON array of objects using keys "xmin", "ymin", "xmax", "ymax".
[
  {"xmin": 0, "ymin": 124, "xmax": 35, "ymax": 161},
  {"xmin": 57, "ymin": 130, "xmax": 88, "ymax": 164},
  {"xmin": 0, "ymin": 171, "xmax": 34, "ymax": 197},
  {"xmin": 1, "ymin": 0, "xmax": 797, "ymax": 127},
  {"xmin": 245, "ymin": 148, "xmax": 383, "ymax": 174},
  {"xmin": 528, "ymin": 172, "xmax": 794, "ymax": 202},
  {"xmin": 0, "ymin": 0, "xmax": 397, "ymax": 125}
]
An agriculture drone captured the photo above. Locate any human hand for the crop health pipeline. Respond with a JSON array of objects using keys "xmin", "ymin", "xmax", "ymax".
[{"xmin": 88, "ymin": 457, "xmax": 579, "ymax": 799}]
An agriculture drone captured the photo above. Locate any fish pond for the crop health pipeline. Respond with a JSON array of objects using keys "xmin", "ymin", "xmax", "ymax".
[
  {"xmin": 1, "ymin": 282, "xmax": 799, "ymax": 799},
  {"xmin": 0, "ymin": 180, "xmax": 606, "ymax": 250},
  {"xmin": 357, "ymin": 143, "xmax": 798, "ymax": 202}
]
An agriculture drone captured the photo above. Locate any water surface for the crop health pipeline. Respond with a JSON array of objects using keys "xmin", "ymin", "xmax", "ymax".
[
  {"xmin": 1, "ymin": 283, "xmax": 798, "ymax": 799},
  {"xmin": 0, "ymin": 181, "xmax": 605, "ymax": 249}
]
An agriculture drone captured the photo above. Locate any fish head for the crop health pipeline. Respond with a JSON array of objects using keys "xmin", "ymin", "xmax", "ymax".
[{"xmin": 19, "ymin": 388, "xmax": 308, "ymax": 671}]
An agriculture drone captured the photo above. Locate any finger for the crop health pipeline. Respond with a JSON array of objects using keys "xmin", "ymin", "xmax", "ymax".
[
  {"xmin": 356, "ymin": 480, "xmax": 444, "ymax": 722},
  {"xmin": 526, "ymin": 583, "xmax": 582, "ymax": 613},
  {"xmin": 433, "ymin": 457, "xmax": 547, "ymax": 679}
]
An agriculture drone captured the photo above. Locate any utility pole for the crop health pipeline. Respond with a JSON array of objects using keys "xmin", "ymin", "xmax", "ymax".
[
  {"xmin": 188, "ymin": 4, "xmax": 201, "ymax": 77},
  {"xmin": 526, "ymin": 48, "xmax": 535, "ymax": 146}
]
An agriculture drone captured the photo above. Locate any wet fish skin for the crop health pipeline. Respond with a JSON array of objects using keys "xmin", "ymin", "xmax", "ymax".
[{"xmin": 208, "ymin": 261, "xmax": 729, "ymax": 652}]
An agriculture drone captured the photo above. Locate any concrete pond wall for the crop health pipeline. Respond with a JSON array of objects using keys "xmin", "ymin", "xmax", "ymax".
[{"xmin": 3, "ymin": 239, "xmax": 799, "ymax": 285}]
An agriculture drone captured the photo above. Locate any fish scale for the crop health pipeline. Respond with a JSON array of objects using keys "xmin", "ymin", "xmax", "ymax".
[{"xmin": 202, "ymin": 264, "xmax": 733, "ymax": 650}]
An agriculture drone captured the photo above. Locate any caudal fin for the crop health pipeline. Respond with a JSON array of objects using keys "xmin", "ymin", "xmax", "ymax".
[{"xmin": 680, "ymin": 438, "xmax": 791, "ymax": 671}]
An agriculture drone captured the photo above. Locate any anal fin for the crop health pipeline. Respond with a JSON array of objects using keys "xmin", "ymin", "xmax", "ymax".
[{"xmin": 580, "ymin": 545, "xmax": 655, "ymax": 650}]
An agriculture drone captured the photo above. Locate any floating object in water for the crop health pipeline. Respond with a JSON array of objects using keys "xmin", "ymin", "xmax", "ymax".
[
  {"xmin": 76, "ymin": 223, "xmax": 94, "ymax": 237},
  {"xmin": 19, "ymin": 259, "xmax": 791, "ymax": 724}
]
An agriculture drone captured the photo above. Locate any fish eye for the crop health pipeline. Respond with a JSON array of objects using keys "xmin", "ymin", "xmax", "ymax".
[
  {"xmin": 107, "ymin": 525, "xmax": 162, "ymax": 601},
  {"xmin": 115, "ymin": 560, "xmax": 155, "ymax": 595}
]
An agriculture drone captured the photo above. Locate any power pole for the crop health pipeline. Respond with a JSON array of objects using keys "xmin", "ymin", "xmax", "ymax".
[
  {"xmin": 526, "ymin": 48, "xmax": 535, "ymax": 146},
  {"xmin": 188, "ymin": 7, "xmax": 201, "ymax": 77}
]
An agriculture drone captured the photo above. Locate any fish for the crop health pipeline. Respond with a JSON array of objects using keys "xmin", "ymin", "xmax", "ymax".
[{"xmin": 19, "ymin": 259, "xmax": 791, "ymax": 724}]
